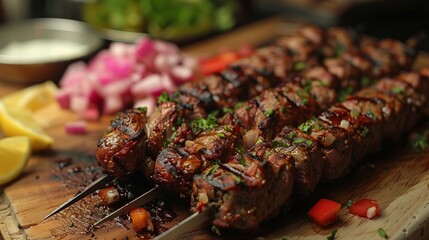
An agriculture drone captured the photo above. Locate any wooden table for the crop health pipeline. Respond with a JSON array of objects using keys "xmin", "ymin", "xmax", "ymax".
[{"xmin": 1, "ymin": 17, "xmax": 429, "ymax": 240}]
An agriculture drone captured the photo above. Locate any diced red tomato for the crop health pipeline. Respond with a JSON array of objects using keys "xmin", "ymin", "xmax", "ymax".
[
  {"xmin": 130, "ymin": 208, "xmax": 153, "ymax": 232},
  {"xmin": 349, "ymin": 198, "xmax": 380, "ymax": 219},
  {"xmin": 307, "ymin": 198, "xmax": 341, "ymax": 227},
  {"xmin": 200, "ymin": 58, "xmax": 227, "ymax": 76},
  {"xmin": 199, "ymin": 47, "xmax": 253, "ymax": 76}
]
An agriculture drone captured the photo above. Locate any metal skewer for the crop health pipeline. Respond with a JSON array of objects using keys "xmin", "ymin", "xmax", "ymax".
[
  {"xmin": 153, "ymin": 209, "xmax": 210, "ymax": 240},
  {"xmin": 43, "ymin": 174, "xmax": 114, "ymax": 220},
  {"xmin": 94, "ymin": 186, "xmax": 162, "ymax": 226}
]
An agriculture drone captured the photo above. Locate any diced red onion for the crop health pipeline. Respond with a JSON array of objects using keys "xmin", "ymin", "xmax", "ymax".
[
  {"xmin": 65, "ymin": 121, "xmax": 87, "ymax": 134},
  {"xmin": 170, "ymin": 66, "xmax": 194, "ymax": 84},
  {"xmin": 57, "ymin": 36, "xmax": 196, "ymax": 116}
]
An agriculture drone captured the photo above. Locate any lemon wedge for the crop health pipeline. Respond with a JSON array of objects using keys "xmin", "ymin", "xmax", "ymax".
[
  {"xmin": 0, "ymin": 102, "xmax": 53, "ymax": 150},
  {"xmin": 1, "ymin": 81, "xmax": 58, "ymax": 112},
  {"xmin": 0, "ymin": 136, "xmax": 31, "ymax": 185}
]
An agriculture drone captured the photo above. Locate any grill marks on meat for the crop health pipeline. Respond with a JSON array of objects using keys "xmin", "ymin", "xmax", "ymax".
[
  {"xmin": 192, "ymin": 143, "xmax": 295, "ymax": 229},
  {"xmin": 153, "ymin": 75, "xmax": 337, "ymax": 196},
  {"xmin": 153, "ymin": 35, "xmax": 414, "ymax": 197},
  {"xmin": 191, "ymin": 70, "xmax": 429, "ymax": 229},
  {"xmin": 96, "ymin": 26, "xmax": 326, "ymax": 179},
  {"xmin": 96, "ymin": 109, "xmax": 148, "ymax": 180},
  {"xmin": 155, "ymin": 119, "xmax": 242, "ymax": 197}
]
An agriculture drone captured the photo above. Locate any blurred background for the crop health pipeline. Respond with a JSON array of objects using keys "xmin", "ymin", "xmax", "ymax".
[{"xmin": 0, "ymin": 0, "xmax": 428, "ymax": 49}]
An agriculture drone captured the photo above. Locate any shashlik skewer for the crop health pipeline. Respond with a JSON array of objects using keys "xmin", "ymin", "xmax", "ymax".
[
  {"xmin": 152, "ymin": 37, "xmax": 414, "ymax": 197},
  {"xmin": 45, "ymin": 25, "xmax": 335, "ymax": 219},
  {"xmin": 187, "ymin": 69, "xmax": 429, "ymax": 232},
  {"xmin": 94, "ymin": 37, "xmax": 414, "ymax": 227}
]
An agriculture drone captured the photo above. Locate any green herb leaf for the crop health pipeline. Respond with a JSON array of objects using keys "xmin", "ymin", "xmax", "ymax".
[
  {"xmin": 361, "ymin": 76, "xmax": 375, "ymax": 87},
  {"xmin": 223, "ymin": 107, "xmax": 234, "ymax": 114},
  {"xmin": 190, "ymin": 111, "xmax": 218, "ymax": 134},
  {"xmin": 392, "ymin": 87, "xmax": 405, "ymax": 94},
  {"xmin": 157, "ymin": 92, "xmax": 170, "ymax": 103},
  {"xmin": 272, "ymin": 140, "xmax": 288, "ymax": 148},
  {"xmin": 264, "ymin": 150, "xmax": 271, "ymax": 157},
  {"xmin": 293, "ymin": 137, "xmax": 312, "ymax": 146},
  {"xmin": 346, "ymin": 199, "xmax": 353, "ymax": 208},
  {"xmin": 410, "ymin": 130, "xmax": 429, "ymax": 152},
  {"xmin": 303, "ymin": 80, "xmax": 312, "ymax": 93},
  {"xmin": 256, "ymin": 138, "xmax": 264, "ymax": 144},
  {"xmin": 327, "ymin": 229, "xmax": 338, "ymax": 240},
  {"xmin": 338, "ymin": 87, "xmax": 354, "ymax": 102},
  {"xmin": 236, "ymin": 146, "xmax": 244, "ymax": 154},
  {"xmin": 366, "ymin": 110, "xmax": 377, "ymax": 120},
  {"xmin": 294, "ymin": 62, "xmax": 307, "ymax": 71},
  {"xmin": 377, "ymin": 228, "xmax": 388, "ymax": 239},
  {"xmin": 234, "ymin": 102, "xmax": 243, "ymax": 109},
  {"xmin": 280, "ymin": 106, "xmax": 287, "ymax": 113},
  {"xmin": 137, "ymin": 106, "xmax": 147, "ymax": 113},
  {"xmin": 239, "ymin": 156, "xmax": 247, "ymax": 167},
  {"xmin": 298, "ymin": 121, "xmax": 312, "ymax": 134},
  {"xmin": 218, "ymin": 132, "xmax": 226, "ymax": 138},
  {"xmin": 361, "ymin": 127, "xmax": 370, "ymax": 137},
  {"xmin": 350, "ymin": 109, "xmax": 360, "ymax": 118},
  {"xmin": 207, "ymin": 165, "xmax": 219, "ymax": 176},
  {"xmin": 264, "ymin": 109, "xmax": 275, "ymax": 118}
]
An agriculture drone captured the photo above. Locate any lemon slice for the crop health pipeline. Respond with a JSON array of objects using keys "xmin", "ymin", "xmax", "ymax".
[
  {"xmin": 0, "ymin": 136, "xmax": 31, "ymax": 185},
  {"xmin": 0, "ymin": 102, "xmax": 53, "ymax": 150},
  {"xmin": 1, "ymin": 81, "xmax": 58, "ymax": 112}
]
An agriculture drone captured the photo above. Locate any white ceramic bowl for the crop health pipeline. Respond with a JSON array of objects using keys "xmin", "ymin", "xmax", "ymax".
[{"xmin": 0, "ymin": 18, "xmax": 103, "ymax": 84}]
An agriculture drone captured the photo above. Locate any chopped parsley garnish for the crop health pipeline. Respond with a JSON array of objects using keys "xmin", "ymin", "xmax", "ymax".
[
  {"xmin": 366, "ymin": 110, "xmax": 377, "ymax": 120},
  {"xmin": 303, "ymin": 80, "xmax": 312, "ymax": 93},
  {"xmin": 287, "ymin": 132, "xmax": 298, "ymax": 140},
  {"xmin": 392, "ymin": 87, "xmax": 405, "ymax": 94},
  {"xmin": 163, "ymin": 130, "xmax": 177, "ymax": 147},
  {"xmin": 338, "ymin": 87, "xmax": 354, "ymax": 102},
  {"xmin": 174, "ymin": 116, "xmax": 183, "ymax": 126},
  {"xmin": 361, "ymin": 76, "xmax": 375, "ymax": 87},
  {"xmin": 239, "ymin": 156, "xmax": 247, "ymax": 167},
  {"xmin": 207, "ymin": 165, "xmax": 219, "ymax": 176},
  {"xmin": 256, "ymin": 138, "xmax": 264, "ymax": 144},
  {"xmin": 327, "ymin": 229, "xmax": 338, "ymax": 240},
  {"xmin": 223, "ymin": 107, "xmax": 234, "ymax": 114},
  {"xmin": 236, "ymin": 146, "xmax": 244, "ymax": 154},
  {"xmin": 224, "ymin": 125, "xmax": 232, "ymax": 132},
  {"xmin": 409, "ymin": 130, "xmax": 429, "ymax": 152},
  {"xmin": 272, "ymin": 140, "xmax": 288, "ymax": 148},
  {"xmin": 377, "ymin": 228, "xmax": 388, "ymax": 239},
  {"xmin": 231, "ymin": 174, "xmax": 243, "ymax": 183},
  {"xmin": 264, "ymin": 150, "xmax": 271, "ymax": 157},
  {"xmin": 264, "ymin": 109, "xmax": 275, "ymax": 118},
  {"xmin": 346, "ymin": 199, "xmax": 353, "ymax": 208},
  {"xmin": 361, "ymin": 127, "xmax": 370, "ymax": 137},
  {"xmin": 293, "ymin": 137, "xmax": 312, "ymax": 146},
  {"xmin": 335, "ymin": 45, "xmax": 344, "ymax": 57},
  {"xmin": 280, "ymin": 106, "xmax": 287, "ymax": 113},
  {"xmin": 137, "ymin": 106, "xmax": 147, "ymax": 113},
  {"xmin": 218, "ymin": 132, "xmax": 226, "ymax": 138},
  {"xmin": 157, "ymin": 92, "xmax": 170, "ymax": 103},
  {"xmin": 234, "ymin": 102, "xmax": 243, "ymax": 109},
  {"xmin": 298, "ymin": 121, "xmax": 312, "ymax": 134},
  {"xmin": 294, "ymin": 62, "xmax": 307, "ymax": 71},
  {"xmin": 211, "ymin": 225, "xmax": 221, "ymax": 235},
  {"xmin": 297, "ymin": 90, "xmax": 310, "ymax": 105},
  {"xmin": 190, "ymin": 111, "xmax": 218, "ymax": 134}
]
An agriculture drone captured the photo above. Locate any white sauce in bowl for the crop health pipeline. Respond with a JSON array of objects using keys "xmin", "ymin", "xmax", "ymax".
[{"xmin": 0, "ymin": 39, "xmax": 88, "ymax": 62}]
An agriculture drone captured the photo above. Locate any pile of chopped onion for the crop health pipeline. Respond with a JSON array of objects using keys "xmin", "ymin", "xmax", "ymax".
[{"xmin": 56, "ymin": 37, "xmax": 197, "ymax": 119}]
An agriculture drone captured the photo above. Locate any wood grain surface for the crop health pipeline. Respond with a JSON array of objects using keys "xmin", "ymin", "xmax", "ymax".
[{"xmin": 1, "ymin": 17, "xmax": 429, "ymax": 240}]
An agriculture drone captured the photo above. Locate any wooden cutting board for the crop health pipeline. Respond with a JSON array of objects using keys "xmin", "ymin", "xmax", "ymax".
[{"xmin": 1, "ymin": 17, "xmax": 429, "ymax": 240}]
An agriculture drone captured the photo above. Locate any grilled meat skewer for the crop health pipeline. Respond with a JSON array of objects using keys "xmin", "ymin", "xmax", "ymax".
[
  {"xmin": 191, "ymin": 69, "xmax": 429, "ymax": 230},
  {"xmin": 153, "ymin": 38, "xmax": 414, "ymax": 197},
  {"xmin": 96, "ymin": 26, "xmax": 330, "ymax": 181}
]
